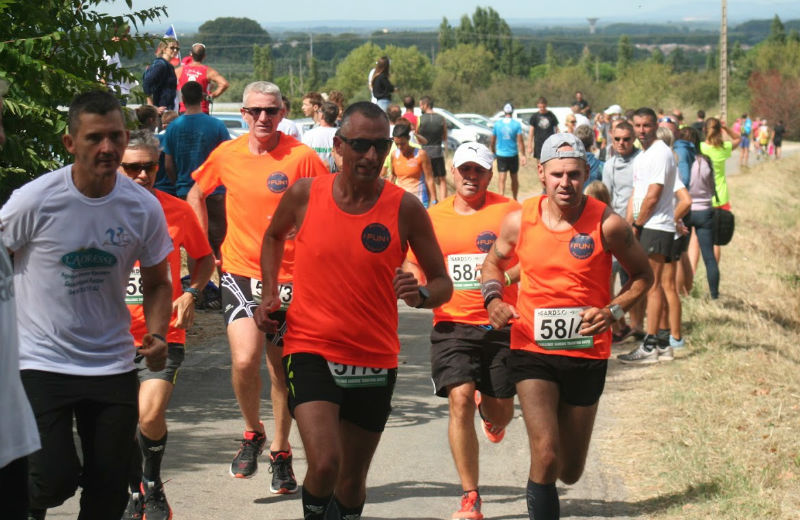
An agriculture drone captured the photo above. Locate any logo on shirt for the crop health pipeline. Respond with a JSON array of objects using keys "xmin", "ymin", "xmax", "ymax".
[
  {"xmin": 267, "ymin": 172, "xmax": 289, "ymax": 193},
  {"xmin": 61, "ymin": 248, "xmax": 118, "ymax": 269},
  {"xmin": 475, "ymin": 231, "xmax": 497, "ymax": 253},
  {"xmin": 104, "ymin": 227, "xmax": 131, "ymax": 247},
  {"xmin": 569, "ymin": 233, "xmax": 595, "ymax": 260},
  {"xmin": 361, "ymin": 223, "xmax": 391, "ymax": 253}
]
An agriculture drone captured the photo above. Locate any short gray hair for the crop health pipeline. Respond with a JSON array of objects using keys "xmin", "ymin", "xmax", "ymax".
[
  {"xmin": 242, "ymin": 81, "xmax": 281, "ymax": 105},
  {"xmin": 127, "ymin": 129, "xmax": 161, "ymax": 157}
]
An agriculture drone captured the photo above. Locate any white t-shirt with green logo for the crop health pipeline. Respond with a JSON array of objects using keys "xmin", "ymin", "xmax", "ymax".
[{"xmin": 0, "ymin": 166, "xmax": 172, "ymax": 376}]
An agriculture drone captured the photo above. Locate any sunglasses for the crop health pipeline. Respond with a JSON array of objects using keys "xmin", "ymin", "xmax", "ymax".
[
  {"xmin": 338, "ymin": 135, "xmax": 393, "ymax": 155},
  {"xmin": 658, "ymin": 117, "xmax": 676, "ymax": 124},
  {"xmin": 121, "ymin": 162, "xmax": 158, "ymax": 175},
  {"xmin": 613, "ymin": 137, "xmax": 632, "ymax": 142},
  {"xmin": 169, "ymin": 46, "xmax": 179, "ymax": 51},
  {"xmin": 241, "ymin": 106, "xmax": 281, "ymax": 118}
]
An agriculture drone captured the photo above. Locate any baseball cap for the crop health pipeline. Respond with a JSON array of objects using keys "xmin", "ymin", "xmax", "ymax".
[
  {"xmin": 453, "ymin": 142, "xmax": 494, "ymax": 170},
  {"xmin": 539, "ymin": 133, "xmax": 587, "ymax": 164},
  {"xmin": 604, "ymin": 104, "xmax": 623, "ymax": 115},
  {"xmin": 503, "ymin": 103, "xmax": 513, "ymax": 114}
]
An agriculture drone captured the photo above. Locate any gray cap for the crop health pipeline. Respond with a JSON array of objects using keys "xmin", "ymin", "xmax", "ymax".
[{"xmin": 539, "ymin": 133, "xmax": 587, "ymax": 164}]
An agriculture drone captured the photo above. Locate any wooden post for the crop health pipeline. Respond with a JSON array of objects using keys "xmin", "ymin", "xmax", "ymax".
[{"xmin": 720, "ymin": 0, "xmax": 728, "ymax": 123}]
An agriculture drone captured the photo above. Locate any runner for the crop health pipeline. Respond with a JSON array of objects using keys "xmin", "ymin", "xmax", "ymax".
[
  {"xmin": 389, "ymin": 122, "xmax": 436, "ymax": 207},
  {"xmin": 491, "ymin": 103, "xmax": 527, "ymax": 200},
  {"xmin": 480, "ymin": 133, "xmax": 652, "ymax": 520},
  {"xmin": 405, "ymin": 142, "xmax": 520, "ymax": 520},
  {"xmin": 119, "ymin": 130, "xmax": 215, "ymax": 520},
  {"xmin": 255, "ymin": 101, "xmax": 453, "ymax": 520},
  {"xmin": 1, "ymin": 90, "xmax": 173, "ymax": 519},
  {"xmin": 187, "ymin": 81, "xmax": 328, "ymax": 494}
]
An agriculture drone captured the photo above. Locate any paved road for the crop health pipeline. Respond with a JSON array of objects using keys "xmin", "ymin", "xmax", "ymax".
[{"xmin": 47, "ymin": 304, "xmax": 636, "ymax": 520}]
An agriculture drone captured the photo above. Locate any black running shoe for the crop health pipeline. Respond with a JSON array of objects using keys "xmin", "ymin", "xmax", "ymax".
[
  {"xmin": 141, "ymin": 479, "xmax": 172, "ymax": 520},
  {"xmin": 122, "ymin": 491, "xmax": 143, "ymax": 519},
  {"xmin": 268, "ymin": 448, "xmax": 298, "ymax": 494},
  {"xmin": 230, "ymin": 429, "xmax": 267, "ymax": 478}
]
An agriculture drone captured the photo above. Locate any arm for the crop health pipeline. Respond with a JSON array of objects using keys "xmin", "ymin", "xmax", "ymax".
[
  {"xmin": 722, "ymin": 120, "xmax": 742, "ymax": 148},
  {"xmin": 206, "ymin": 66, "xmax": 230, "ymax": 98},
  {"xmin": 516, "ymin": 131, "xmax": 527, "ymax": 166},
  {"xmin": 633, "ymin": 183, "xmax": 664, "ymax": 229},
  {"xmin": 165, "ymin": 154, "xmax": 177, "ymax": 185},
  {"xmin": 441, "ymin": 118, "xmax": 447, "ymax": 145},
  {"xmin": 414, "ymin": 132, "xmax": 428, "ymax": 146},
  {"xmin": 674, "ymin": 186, "xmax": 692, "ymax": 221},
  {"xmin": 580, "ymin": 210, "xmax": 653, "ymax": 335},
  {"xmin": 526, "ymin": 126, "xmax": 534, "ymax": 156},
  {"xmin": 481, "ymin": 209, "xmax": 522, "ymax": 328},
  {"xmin": 394, "ymin": 193, "xmax": 452, "ymax": 309},
  {"xmin": 186, "ymin": 183, "xmax": 209, "ymax": 235},
  {"xmin": 139, "ymin": 258, "xmax": 172, "ymax": 371},
  {"xmin": 420, "ymin": 150, "xmax": 437, "ymax": 204},
  {"xmin": 172, "ymin": 252, "xmax": 215, "ymax": 329},
  {"xmin": 254, "ymin": 180, "xmax": 312, "ymax": 332},
  {"xmin": 490, "ymin": 133, "xmax": 497, "ymax": 155}
]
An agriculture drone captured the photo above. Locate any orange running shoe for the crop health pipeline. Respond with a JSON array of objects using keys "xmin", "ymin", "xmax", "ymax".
[
  {"xmin": 474, "ymin": 390, "xmax": 505, "ymax": 443},
  {"xmin": 452, "ymin": 490, "xmax": 484, "ymax": 520}
]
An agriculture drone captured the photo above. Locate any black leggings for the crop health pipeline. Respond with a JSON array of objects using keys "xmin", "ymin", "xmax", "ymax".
[{"xmin": 21, "ymin": 370, "xmax": 138, "ymax": 519}]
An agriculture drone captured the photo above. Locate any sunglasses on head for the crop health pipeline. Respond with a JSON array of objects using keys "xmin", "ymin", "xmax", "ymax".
[
  {"xmin": 338, "ymin": 135, "xmax": 393, "ymax": 155},
  {"xmin": 241, "ymin": 106, "xmax": 281, "ymax": 118},
  {"xmin": 120, "ymin": 162, "xmax": 158, "ymax": 175}
]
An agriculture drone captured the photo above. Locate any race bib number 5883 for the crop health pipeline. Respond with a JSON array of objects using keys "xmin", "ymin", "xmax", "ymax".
[
  {"xmin": 534, "ymin": 307, "xmax": 593, "ymax": 350},
  {"xmin": 251, "ymin": 279, "xmax": 292, "ymax": 310}
]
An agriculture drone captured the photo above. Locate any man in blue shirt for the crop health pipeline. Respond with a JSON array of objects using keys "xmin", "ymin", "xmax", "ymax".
[{"xmin": 490, "ymin": 103, "xmax": 527, "ymax": 200}]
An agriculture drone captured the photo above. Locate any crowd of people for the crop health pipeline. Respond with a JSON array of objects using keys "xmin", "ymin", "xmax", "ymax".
[{"xmin": 0, "ymin": 38, "xmax": 788, "ymax": 520}]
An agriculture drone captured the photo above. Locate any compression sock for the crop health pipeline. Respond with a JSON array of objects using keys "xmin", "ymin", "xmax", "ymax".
[
  {"xmin": 526, "ymin": 480, "xmax": 559, "ymax": 520},
  {"xmin": 328, "ymin": 496, "xmax": 365, "ymax": 520},
  {"xmin": 138, "ymin": 429, "xmax": 167, "ymax": 483},
  {"xmin": 128, "ymin": 435, "xmax": 143, "ymax": 493},
  {"xmin": 302, "ymin": 487, "xmax": 333, "ymax": 520}
]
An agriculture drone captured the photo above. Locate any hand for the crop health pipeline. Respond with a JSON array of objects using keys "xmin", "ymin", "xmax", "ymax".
[
  {"xmin": 486, "ymin": 299, "xmax": 519, "ymax": 329},
  {"xmin": 172, "ymin": 292, "xmax": 195, "ymax": 329},
  {"xmin": 140, "ymin": 333, "xmax": 168, "ymax": 372},
  {"xmin": 254, "ymin": 298, "xmax": 281, "ymax": 333},
  {"xmin": 676, "ymin": 220, "xmax": 690, "ymax": 236},
  {"xmin": 157, "ymin": 106, "xmax": 167, "ymax": 115},
  {"xmin": 578, "ymin": 307, "xmax": 612, "ymax": 336},
  {"xmin": 520, "ymin": 155, "xmax": 528, "ymax": 167},
  {"xmin": 393, "ymin": 268, "xmax": 422, "ymax": 307}
]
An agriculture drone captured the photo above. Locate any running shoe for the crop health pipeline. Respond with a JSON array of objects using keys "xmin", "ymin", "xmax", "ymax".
[
  {"xmin": 474, "ymin": 391, "xmax": 505, "ymax": 443},
  {"xmin": 122, "ymin": 491, "xmax": 144, "ymax": 520},
  {"xmin": 631, "ymin": 329, "xmax": 646, "ymax": 341},
  {"xmin": 230, "ymin": 429, "xmax": 267, "ymax": 478},
  {"xmin": 268, "ymin": 448, "xmax": 298, "ymax": 494},
  {"xmin": 670, "ymin": 335, "xmax": 686, "ymax": 349},
  {"xmin": 612, "ymin": 325, "xmax": 633, "ymax": 344},
  {"xmin": 617, "ymin": 336, "xmax": 659, "ymax": 364},
  {"xmin": 452, "ymin": 490, "xmax": 484, "ymax": 520},
  {"xmin": 141, "ymin": 479, "xmax": 172, "ymax": 520},
  {"xmin": 657, "ymin": 345, "xmax": 675, "ymax": 361}
]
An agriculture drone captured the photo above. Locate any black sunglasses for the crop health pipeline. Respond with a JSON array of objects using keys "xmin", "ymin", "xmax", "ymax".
[
  {"xmin": 120, "ymin": 162, "xmax": 158, "ymax": 175},
  {"xmin": 613, "ymin": 137, "xmax": 632, "ymax": 142},
  {"xmin": 241, "ymin": 106, "xmax": 281, "ymax": 118},
  {"xmin": 338, "ymin": 135, "xmax": 393, "ymax": 155}
]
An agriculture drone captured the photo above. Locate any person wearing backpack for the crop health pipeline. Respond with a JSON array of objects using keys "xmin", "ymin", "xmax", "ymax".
[{"xmin": 143, "ymin": 38, "xmax": 179, "ymax": 115}]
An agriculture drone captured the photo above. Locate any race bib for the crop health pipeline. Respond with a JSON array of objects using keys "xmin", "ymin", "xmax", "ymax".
[
  {"xmin": 125, "ymin": 267, "xmax": 143, "ymax": 305},
  {"xmin": 251, "ymin": 279, "xmax": 293, "ymax": 310},
  {"xmin": 534, "ymin": 307, "xmax": 593, "ymax": 350},
  {"xmin": 327, "ymin": 362, "xmax": 389, "ymax": 388},
  {"xmin": 448, "ymin": 253, "xmax": 486, "ymax": 290}
]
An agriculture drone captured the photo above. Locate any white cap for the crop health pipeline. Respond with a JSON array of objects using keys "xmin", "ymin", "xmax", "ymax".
[
  {"xmin": 604, "ymin": 104, "xmax": 623, "ymax": 115},
  {"xmin": 453, "ymin": 142, "xmax": 494, "ymax": 170},
  {"xmin": 503, "ymin": 103, "xmax": 513, "ymax": 114}
]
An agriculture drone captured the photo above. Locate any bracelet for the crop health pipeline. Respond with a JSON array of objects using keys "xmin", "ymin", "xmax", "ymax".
[
  {"xmin": 183, "ymin": 287, "xmax": 199, "ymax": 302},
  {"xmin": 483, "ymin": 293, "xmax": 502, "ymax": 309},
  {"xmin": 504, "ymin": 272, "xmax": 512, "ymax": 287},
  {"xmin": 151, "ymin": 333, "xmax": 166, "ymax": 343},
  {"xmin": 481, "ymin": 279, "xmax": 504, "ymax": 309},
  {"xmin": 632, "ymin": 222, "xmax": 643, "ymax": 231}
]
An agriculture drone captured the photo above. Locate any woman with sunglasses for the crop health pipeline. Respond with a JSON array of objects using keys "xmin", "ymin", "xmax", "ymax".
[{"xmin": 143, "ymin": 38, "xmax": 179, "ymax": 114}]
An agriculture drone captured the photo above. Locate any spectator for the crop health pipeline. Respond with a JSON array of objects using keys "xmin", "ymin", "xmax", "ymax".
[
  {"xmin": 371, "ymin": 56, "xmax": 395, "ymax": 112},
  {"xmin": 175, "ymin": 42, "xmax": 230, "ymax": 114},
  {"xmin": 575, "ymin": 124, "xmax": 603, "ymax": 186},
  {"xmin": 143, "ymin": 38, "xmax": 179, "ymax": 113}
]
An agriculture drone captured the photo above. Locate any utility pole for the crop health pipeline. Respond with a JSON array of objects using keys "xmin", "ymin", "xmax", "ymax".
[{"xmin": 720, "ymin": 0, "xmax": 728, "ymax": 122}]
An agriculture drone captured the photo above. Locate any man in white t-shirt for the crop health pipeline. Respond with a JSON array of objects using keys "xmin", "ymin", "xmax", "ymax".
[
  {"xmin": 301, "ymin": 101, "xmax": 339, "ymax": 172},
  {"xmin": 0, "ymin": 90, "xmax": 173, "ymax": 519},
  {"xmin": 277, "ymin": 95, "xmax": 301, "ymax": 139},
  {"xmin": 618, "ymin": 107, "xmax": 678, "ymax": 364},
  {"xmin": 0, "ymin": 79, "xmax": 40, "ymax": 520}
]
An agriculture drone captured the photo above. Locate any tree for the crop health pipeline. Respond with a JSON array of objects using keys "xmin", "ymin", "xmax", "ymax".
[
  {"xmin": 196, "ymin": 17, "xmax": 271, "ymax": 63},
  {"xmin": 432, "ymin": 43, "xmax": 494, "ymax": 108},
  {"xmin": 767, "ymin": 14, "xmax": 786, "ymax": 45},
  {"xmin": 455, "ymin": 15, "xmax": 474, "ymax": 45},
  {"xmin": 0, "ymin": 0, "xmax": 166, "ymax": 203},
  {"xmin": 666, "ymin": 47, "xmax": 688, "ymax": 72},
  {"xmin": 381, "ymin": 45, "xmax": 434, "ymax": 98},
  {"xmin": 651, "ymin": 48, "xmax": 665, "ymax": 64},
  {"xmin": 545, "ymin": 43, "xmax": 557, "ymax": 71},
  {"xmin": 253, "ymin": 44, "xmax": 273, "ymax": 81},
  {"xmin": 438, "ymin": 17, "xmax": 455, "ymax": 51},
  {"xmin": 326, "ymin": 42, "xmax": 382, "ymax": 100},
  {"xmin": 617, "ymin": 35, "xmax": 633, "ymax": 71}
]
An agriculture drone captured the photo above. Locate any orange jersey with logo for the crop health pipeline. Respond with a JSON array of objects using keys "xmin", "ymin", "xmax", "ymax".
[
  {"xmin": 284, "ymin": 174, "xmax": 406, "ymax": 368},
  {"xmin": 511, "ymin": 195, "xmax": 612, "ymax": 359},
  {"xmin": 192, "ymin": 133, "xmax": 328, "ymax": 281},
  {"xmin": 128, "ymin": 191, "xmax": 213, "ymax": 346},
  {"xmin": 409, "ymin": 192, "xmax": 520, "ymax": 325}
]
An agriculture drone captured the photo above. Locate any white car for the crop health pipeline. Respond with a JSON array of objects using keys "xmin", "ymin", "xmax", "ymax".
[
  {"xmin": 432, "ymin": 108, "xmax": 493, "ymax": 149},
  {"xmin": 456, "ymin": 113, "xmax": 493, "ymax": 130},
  {"xmin": 490, "ymin": 106, "xmax": 573, "ymax": 135}
]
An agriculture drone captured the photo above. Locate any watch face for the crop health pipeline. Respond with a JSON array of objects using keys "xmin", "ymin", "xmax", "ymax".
[{"xmin": 419, "ymin": 286, "xmax": 431, "ymax": 299}]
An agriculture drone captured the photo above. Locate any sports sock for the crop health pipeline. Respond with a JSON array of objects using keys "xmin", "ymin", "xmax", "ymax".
[
  {"xmin": 302, "ymin": 487, "xmax": 333, "ymax": 520},
  {"xmin": 328, "ymin": 496, "xmax": 365, "ymax": 520},
  {"xmin": 128, "ymin": 435, "xmax": 143, "ymax": 493},
  {"xmin": 526, "ymin": 480, "xmax": 559, "ymax": 520},
  {"xmin": 139, "ymin": 429, "xmax": 167, "ymax": 483}
]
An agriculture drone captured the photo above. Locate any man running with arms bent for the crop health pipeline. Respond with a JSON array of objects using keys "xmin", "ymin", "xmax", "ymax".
[
  {"xmin": 481, "ymin": 133, "xmax": 652, "ymax": 520},
  {"xmin": 255, "ymin": 102, "xmax": 453, "ymax": 520}
]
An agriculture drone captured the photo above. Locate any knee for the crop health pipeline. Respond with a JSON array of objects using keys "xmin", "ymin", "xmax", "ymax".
[
  {"xmin": 230, "ymin": 353, "xmax": 259, "ymax": 375},
  {"xmin": 448, "ymin": 388, "xmax": 476, "ymax": 422},
  {"xmin": 531, "ymin": 439, "xmax": 559, "ymax": 477},
  {"xmin": 559, "ymin": 462, "xmax": 586, "ymax": 485},
  {"xmin": 306, "ymin": 453, "xmax": 340, "ymax": 486},
  {"xmin": 138, "ymin": 408, "xmax": 165, "ymax": 435}
]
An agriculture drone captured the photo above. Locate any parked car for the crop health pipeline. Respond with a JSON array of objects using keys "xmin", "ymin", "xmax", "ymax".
[
  {"xmin": 212, "ymin": 112, "xmax": 249, "ymax": 137},
  {"xmin": 432, "ymin": 107, "xmax": 493, "ymax": 149},
  {"xmin": 490, "ymin": 106, "xmax": 572, "ymax": 135},
  {"xmin": 456, "ymin": 113, "xmax": 494, "ymax": 130}
]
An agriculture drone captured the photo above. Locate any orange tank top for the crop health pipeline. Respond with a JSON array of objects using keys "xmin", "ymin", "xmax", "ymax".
[
  {"xmin": 414, "ymin": 192, "xmax": 520, "ymax": 325},
  {"xmin": 511, "ymin": 195, "xmax": 612, "ymax": 359},
  {"xmin": 284, "ymin": 174, "xmax": 406, "ymax": 368}
]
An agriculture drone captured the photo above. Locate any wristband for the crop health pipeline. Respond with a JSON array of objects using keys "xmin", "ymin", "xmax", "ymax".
[
  {"xmin": 632, "ymin": 223, "xmax": 643, "ymax": 231},
  {"xmin": 483, "ymin": 293, "xmax": 502, "ymax": 309},
  {"xmin": 504, "ymin": 272, "xmax": 512, "ymax": 287},
  {"xmin": 151, "ymin": 333, "xmax": 166, "ymax": 343},
  {"xmin": 481, "ymin": 279, "xmax": 503, "ymax": 309},
  {"xmin": 183, "ymin": 287, "xmax": 199, "ymax": 302}
]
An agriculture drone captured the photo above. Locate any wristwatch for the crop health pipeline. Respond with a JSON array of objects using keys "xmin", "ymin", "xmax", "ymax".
[
  {"xmin": 607, "ymin": 303, "xmax": 624, "ymax": 321},
  {"xmin": 414, "ymin": 286, "xmax": 430, "ymax": 308},
  {"xmin": 183, "ymin": 287, "xmax": 199, "ymax": 302},
  {"xmin": 632, "ymin": 222, "xmax": 643, "ymax": 232}
]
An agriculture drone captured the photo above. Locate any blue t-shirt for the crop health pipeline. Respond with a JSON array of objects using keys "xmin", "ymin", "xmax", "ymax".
[
  {"xmin": 492, "ymin": 117, "xmax": 523, "ymax": 158},
  {"xmin": 154, "ymin": 133, "xmax": 176, "ymax": 196},
  {"xmin": 163, "ymin": 113, "xmax": 231, "ymax": 198}
]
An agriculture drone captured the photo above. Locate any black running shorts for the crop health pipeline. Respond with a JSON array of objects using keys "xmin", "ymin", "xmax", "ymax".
[
  {"xmin": 430, "ymin": 157, "xmax": 447, "ymax": 178},
  {"xmin": 430, "ymin": 322, "xmax": 515, "ymax": 398},
  {"xmin": 135, "ymin": 343, "xmax": 185, "ymax": 385},
  {"xmin": 495, "ymin": 155, "xmax": 519, "ymax": 175},
  {"xmin": 506, "ymin": 350, "xmax": 607, "ymax": 406},
  {"xmin": 220, "ymin": 272, "xmax": 288, "ymax": 346},
  {"xmin": 283, "ymin": 352, "xmax": 397, "ymax": 432},
  {"xmin": 639, "ymin": 228, "xmax": 674, "ymax": 260}
]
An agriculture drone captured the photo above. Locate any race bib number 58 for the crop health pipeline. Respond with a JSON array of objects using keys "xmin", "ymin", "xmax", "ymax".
[
  {"xmin": 251, "ymin": 279, "xmax": 292, "ymax": 310},
  {"xmin": 534, "ymin": 307, "xmax": 593, "ymax": 350},
  {"xmin": 448, "ymin": 253, "xmax": 486, "ymax": 290},
  {"xmin": 125, "ymin": 267, "xmax": 143, "ymax": 305}
]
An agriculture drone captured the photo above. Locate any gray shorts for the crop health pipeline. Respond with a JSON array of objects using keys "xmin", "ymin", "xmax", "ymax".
[
  {"xmin": 135, "ymin": 343, "xmax": 185, "ymax": 385},
  {"xmin": 639, "ymin": 228, "xmax": 674, "ymax": 260}
]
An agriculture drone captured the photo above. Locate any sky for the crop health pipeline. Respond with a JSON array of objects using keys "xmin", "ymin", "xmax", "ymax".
[{"xmin": 102, "ymin": 0, "xmax": 800, "ymax": 30}]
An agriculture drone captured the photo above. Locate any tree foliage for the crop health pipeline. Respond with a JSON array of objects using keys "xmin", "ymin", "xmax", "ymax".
[
  {"xmin": 253, "ymin": 44, "xmax": 273, "ymax": 81},
  {"xmin": 0, "ymin": 0, "xmax": 167, "ymax": 203},
  {"xmin": 438, "ymin": 17, "xmax": 455, "ymax": 52},
  {"xmin": 617, "ymin": 35, "xmax": 633, "ymax": 71},
  {"xmin": 196, "ymin": 17, "xmax": 270, "ymax": 63},
  {"xmin": 431, "ymin": 43, "xmax": 493, "ymax": 107}
]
